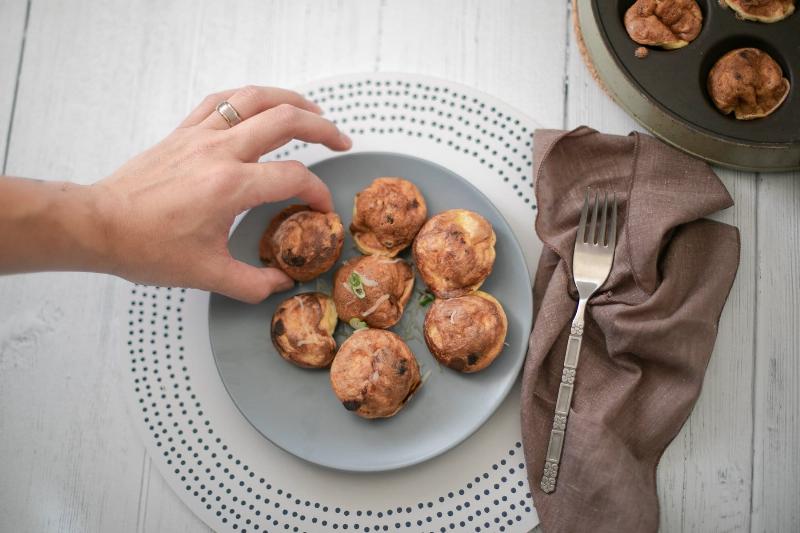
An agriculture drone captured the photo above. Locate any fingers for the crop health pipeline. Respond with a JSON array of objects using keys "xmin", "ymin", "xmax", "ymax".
[
  {"xmin": 226, "ymin": 104, "xmax": 351, "ymax": 162},
  {"xmin": 178, "ymin": 88, "xmax": 239, "ymax": 128},
  {"xmin": 237, "ymin": 160, "xmax": 334, "ymax": 213},
  {"xmin": 201, "ymin": 85, "xmax": 323, "ymax": 130},
  {"xmin": 212, "ymin": 261, "xmax": 295, "ymax": 304}
]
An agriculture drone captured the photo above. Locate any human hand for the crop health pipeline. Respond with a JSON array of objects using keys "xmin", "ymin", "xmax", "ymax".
[{"xmin": 91, "ymin": 85, "xmax": 351, "ymax": 302}]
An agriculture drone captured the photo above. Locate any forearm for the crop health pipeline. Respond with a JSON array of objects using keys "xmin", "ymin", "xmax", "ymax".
[{"xmin": 0, "ymin": 176, "xmax": 112, "ymax": 274}]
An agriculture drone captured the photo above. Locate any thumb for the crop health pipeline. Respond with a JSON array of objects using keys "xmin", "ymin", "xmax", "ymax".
[{"xmin": 213, "ymin": 259, "xmax": 294, "ymax": 304}]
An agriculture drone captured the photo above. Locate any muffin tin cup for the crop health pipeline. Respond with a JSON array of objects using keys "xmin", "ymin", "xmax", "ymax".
[{"xmin": 577, "ymin": 0, "xmax": 800, "ymax": 171}]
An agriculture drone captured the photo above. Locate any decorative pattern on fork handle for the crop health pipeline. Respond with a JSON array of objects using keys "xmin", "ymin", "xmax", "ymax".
[{"xmin": 541, "ymin": 317, "xmax": 584, "ymax": 493}]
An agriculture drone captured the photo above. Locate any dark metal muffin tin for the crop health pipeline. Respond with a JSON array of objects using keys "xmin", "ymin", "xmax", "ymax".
[{"xmin": 577, "ymin": 0, "xmax": 800, "ymax": 171}]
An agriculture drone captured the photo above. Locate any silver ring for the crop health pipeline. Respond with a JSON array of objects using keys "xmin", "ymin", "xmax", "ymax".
[{"xmin": 215, "ymin": 101, "xmax": 242, "ymax": 128}]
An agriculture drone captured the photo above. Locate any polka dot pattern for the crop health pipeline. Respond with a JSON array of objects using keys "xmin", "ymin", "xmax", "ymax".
[
  {"xmin": 125, "ymin": 74, "xmax": 538, "ymax": 532},
  {"xmin": 271, "ymin": 78, "xmax": 536, "ymax": 211}
]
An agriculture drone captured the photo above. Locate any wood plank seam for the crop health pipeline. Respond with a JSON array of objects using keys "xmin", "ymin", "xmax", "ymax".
[
  {"xmin": 748, "ymin": 172, "xmax": 760, "ymax": 533},
  {"xmin": 135, "ymin": 452, "xmax": 152, "ymax": 533},
  {"xmin": 183, "ymin": 3, "xmax": 206, "ymax": 122},
  {"xmin": 374, "ymin": 0, "xmax": 386, "ymax": 71},
  {"xmin": 2, "ymin": 0, "xmax": 31, "ymax": 175},
  {"xmin": 562, "ymin": 0, "xmax": 572, "ymax": 129}
]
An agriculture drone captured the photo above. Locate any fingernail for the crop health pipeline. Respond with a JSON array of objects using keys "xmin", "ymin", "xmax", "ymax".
[
  {"xmin": 339, "ymin": 132, "xmax": 352, "ymax": 149},
  {"xmin": 276, "ymin": 278, "xmax": 295, "ymax": 292}
]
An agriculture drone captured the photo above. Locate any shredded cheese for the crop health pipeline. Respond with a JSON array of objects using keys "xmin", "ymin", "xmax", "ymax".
[
  {"xmin": 296, "ymin": 339, "xmax": 320, "ymax": 347},
  {"xmin": 358, "ymin": 273, "xmax": 380, "ymax": 287},
  {"xmin": 361, "ymin": 294, "xmax": 390, "ymax": 317}
]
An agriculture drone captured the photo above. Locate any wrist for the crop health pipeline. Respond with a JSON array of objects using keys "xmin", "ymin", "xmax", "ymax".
[
  {"xmin": 0, "ymin": 177, "xmax": 116, "ymax": 274},
  {"xmin": 46, "ymin": 180, "xmax": 120, "ymax": 274},
  {"xmin": 79, "ymin": 182, "xmax": 124, "ymax": 275}
]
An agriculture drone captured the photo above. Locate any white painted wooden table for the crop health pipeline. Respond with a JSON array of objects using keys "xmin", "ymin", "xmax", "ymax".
[{"xmin": 0, "ymin": 1, "xmax": 797, "ymax": 532}]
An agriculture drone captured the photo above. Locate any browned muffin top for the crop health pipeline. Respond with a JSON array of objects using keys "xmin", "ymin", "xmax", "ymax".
[
  {"xmin": 259, "ymin": 205, "xmax": 344, "ymax": 282},
  {"xmin": 271, "ymin": 292, "xmax": 338, "ymax": 369},
  {"xmin": 423, "ymin": 292, "xmax": 507, "ymax": 373},
  {"xmin": 330, "ymin": 329, "xmax": 421, "ymax": 418},
  {"xmin": 707, "ymin": 47, "xmax": 790, "ymax": 120},
  {"xmin": 624, "ymin": 0, "xmax": 703, "ymax": 49},
  {"xmin": 351, "ymin": 177, "xmax": 428, "ymax": 257},
  {"xmin": 333, "ymin": 255, "xmax": 415, "ymax": 329},
  {"xmin": 413, "ymin": 209, "xmax": 496, "ymax": 299},
  {"xmin": 723, "ymin": 0, "xmax": 795, "ymax": 22}
]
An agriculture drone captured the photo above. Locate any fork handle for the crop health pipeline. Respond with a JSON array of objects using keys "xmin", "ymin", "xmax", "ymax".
[{"xmin": 540, "ymin": 297, "xmax": 587, "ymax": 494}]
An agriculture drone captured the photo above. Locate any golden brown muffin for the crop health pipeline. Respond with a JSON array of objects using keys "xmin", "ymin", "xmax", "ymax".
[
  {"xmin": 722, "ymin": 0, "xmax": 795, "ymax": 22},
  {"xmin": 271, "ymin": 292, "xmax": 338, "ymax": 369},
  {"xmin": 624, "ymin": 0, "xmax": 703, "ymax": 49},
  {"xmin": 259, "ymin": 205, "xmax": 344, "ymax": 282},
  {"xmin": 412, "ymin": 209, "xmax": 496, "ymax": 299},
  {"xmin": 423, "ymin": 291, "xmax": 508, "ymax": 373},
  {"xmin": 332, "ymin": 255, "xmax": 415, "ymax": 329},
  {"xmin": 707, "ymin": 48, "xmax": 790, "ymax": 120},
  {"xmin": 330, "ymin": 329, "xmax": 421, "ymax": 418},
  {"xmin": 351, "ymin": 177, "xmax": 428, "ymax": 257}
]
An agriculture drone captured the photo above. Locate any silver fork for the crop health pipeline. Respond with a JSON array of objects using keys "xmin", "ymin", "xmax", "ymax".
[{"xmin": 540, "ymin": 189, "xmax": 618, "ymax": 494}]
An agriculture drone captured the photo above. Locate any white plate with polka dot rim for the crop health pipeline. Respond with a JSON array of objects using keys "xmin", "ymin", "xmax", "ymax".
[{"xmin": 122, "ymin": 72, "xmax": 542, "ymax": 533}]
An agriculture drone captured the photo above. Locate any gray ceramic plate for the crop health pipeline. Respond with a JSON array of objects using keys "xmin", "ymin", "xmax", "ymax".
[{"xmin": 209, "ymin": 152, "xmax": 533, "ymax": 472}]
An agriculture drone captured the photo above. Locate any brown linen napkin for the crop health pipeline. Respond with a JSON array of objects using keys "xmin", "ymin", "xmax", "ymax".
[{"xmin": 521, "ymin": 127, "xmax": 740, "ymax": 533}]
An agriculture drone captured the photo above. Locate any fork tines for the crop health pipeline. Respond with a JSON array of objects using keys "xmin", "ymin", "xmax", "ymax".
[{"xmin": 577, "ymin": 189, "xmax": 617, "ymax": 248}]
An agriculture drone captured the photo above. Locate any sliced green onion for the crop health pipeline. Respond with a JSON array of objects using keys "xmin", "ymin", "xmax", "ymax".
[
  {"xmin": 348, "ymin": 271, "xmax": 366, "ymax": 299},
  {"xmin": 418, "ymin": 291, "xmax": 435, "ymax": 307},
  {"xmin": 349, "ymin": 318, "xmax": 368, "ymax": 330}
]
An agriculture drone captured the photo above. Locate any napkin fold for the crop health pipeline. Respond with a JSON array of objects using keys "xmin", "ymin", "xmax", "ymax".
[{"xmin": 521, "ymin": 127, "xmax": 740, "ymax": 533}]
